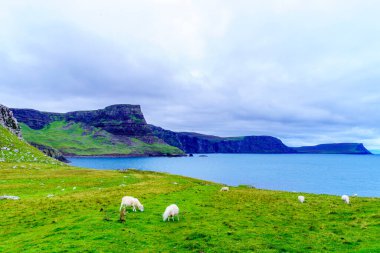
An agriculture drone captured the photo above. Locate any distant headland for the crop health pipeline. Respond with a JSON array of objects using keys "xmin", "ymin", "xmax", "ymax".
[{"xmin": 1, "ymin": 104, "xmax": 371, "ymax": 160}]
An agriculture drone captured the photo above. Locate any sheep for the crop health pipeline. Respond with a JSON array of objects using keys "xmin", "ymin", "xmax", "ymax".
[
  {"xmin": 298, "ymin": 196, "xmax": 305, "ymax": 203},
  {"xmin": 120, "ymin": 196, "xmax": 144, "ymax": 212},
  {"xmin": 341, "ymin": 195, "xmax": 350, "ymax": 204},
  {"xmin": 163, "ymin": 204, "xmax": 179, "ymax": 222},
  {"xmin": 220, "ymin": 186, "xmax": 229, "ymax": 191}
]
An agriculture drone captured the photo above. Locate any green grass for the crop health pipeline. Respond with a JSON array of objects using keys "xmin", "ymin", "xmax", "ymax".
[
  {"xmin": 0, "ymin": 126, "xmax": 58, "ymax": 164},
  {"xmin": 1, "ymin": 126, "xmax": 379, "ymax": 252},
  {"xmin": 20, "ymin": 121, "xmax": 183, "ymax": 156},
  {"xmin": 0, "ymin": 164, "xmax": 379, "ymax": 252}
]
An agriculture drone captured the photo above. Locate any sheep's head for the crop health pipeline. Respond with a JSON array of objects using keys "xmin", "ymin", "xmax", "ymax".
[{"xmin": 138, "ymin": 204, "xmax": 144, "ymax": 212}]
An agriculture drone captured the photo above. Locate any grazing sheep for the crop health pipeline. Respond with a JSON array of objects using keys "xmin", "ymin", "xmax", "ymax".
[
  {"xmin": 163, "ymin": 204, "xmax": 179, "ymax": 222},
  {"xmin": 120, "ymin": 196, "xmax": 144, "ymax": 212},
  {"xmin": 220, "ymin": 186, "xmax": 229, "ymax": 191},
  {"xmin": 341, "ymin": 195, "xmax": 350, "ymax": 204},
  {"xmin": 298, "ymin": 196, "xmax": 305, "ymax": 203}
]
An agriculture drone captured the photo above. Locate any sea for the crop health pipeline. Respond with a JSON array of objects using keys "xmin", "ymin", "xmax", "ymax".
[{"xmin": 69, "ymin": 154, "xmax": 380, "ymax": 197}]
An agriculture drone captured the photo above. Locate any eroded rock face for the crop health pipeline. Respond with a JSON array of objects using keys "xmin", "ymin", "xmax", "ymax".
[{"xmin": 0, "ymin": 104, "xmax": 22, "ymax": 138}]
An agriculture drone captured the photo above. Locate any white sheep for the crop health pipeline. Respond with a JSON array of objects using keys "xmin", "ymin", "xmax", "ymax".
[
  {"xmin": 298, "ymin": 196, "xmax": 305, "ymax": 203},
  {"xmin": 220, "ymin": 186, "xmax": 229, "ymax": 191},
  {"xmin": 120, "ymin": 196, "xmax": 144, "ymax": 212},
  {"xmin": 341, "ymin": 195, "xmax": 350, "ymax": 204},
  {"xmin": 163, "ymin": 204, "xmax": 179, "ymax": 222}
]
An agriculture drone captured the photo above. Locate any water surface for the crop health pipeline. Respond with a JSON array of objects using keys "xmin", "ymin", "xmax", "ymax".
[{"xmin": 69, "ymin": 154, "xmax": 380, "ymax": 197}]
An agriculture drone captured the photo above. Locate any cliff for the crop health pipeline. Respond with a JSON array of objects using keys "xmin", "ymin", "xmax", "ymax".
[
  {"xmin": 150, "ymin": 125, "xmax": 296, "ymax": 154},
  {"xmin": 0, "ymin": 104, "xmax": 22, "ymax": 138},
  {"xmin": 12, "ymin": 104, "xmax": 150, "ymax": 136},
  {"xmin": 294, "ymin": 143, "xmax": 372, "ymax": 154},
  {"xmin": 11, "ymin": 104, "xmax": 372, "ymax": 156},
  {"xmin": 12, "ymin": 105, "xmax": 184, "ymax": 156}
]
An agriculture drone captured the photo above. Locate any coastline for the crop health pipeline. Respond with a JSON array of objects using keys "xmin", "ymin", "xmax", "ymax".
[{"xmin": 64, "ymin": 153, "xmax": 186, "ymax": 158}]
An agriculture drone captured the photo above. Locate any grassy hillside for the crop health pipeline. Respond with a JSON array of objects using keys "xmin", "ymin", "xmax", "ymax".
[
  {"xmin": 20, "ymin": 121, "xmax": 183, "ymax": 156},
  {"xmin": 0, "ymin": 165, "xmax": 379, "ymax": 252},
  {"xmin": 0, "ymin": 125, "xmax": 58, "ymax": 164},
  {"xmin": 1, "ymin": 126, "xmax": 379, "ymax": 252}
]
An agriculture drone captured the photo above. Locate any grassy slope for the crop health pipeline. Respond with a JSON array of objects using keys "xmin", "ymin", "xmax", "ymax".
[
  {"xmin": 0, "ymin": 126, "xmax": 59, "ymax": 164},
  {"xmin": 20, "ymin": 121, "xmax": 183, "ymax": 156},
  {"xmin": 1, "ymin": 126, "xmax": 379, "ymax": 252},
  {"xmin": 0, "ymin": 165, "xmax": 379, "ymax": 252}
]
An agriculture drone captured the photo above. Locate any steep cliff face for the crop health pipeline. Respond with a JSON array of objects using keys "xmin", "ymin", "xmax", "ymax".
[
  {"xmin": 65, "ymin": 104, "xmax": 151, "ymax": 136},
  {"xmin": 0, "ymin": 104, "xmax": 22, "ymax": 138},
  {"xmin": 12, "ymin": 105, "xmax": 184, "ymax": 156},
  {"xmin": 11, "ymin": 108, "xmax": 64, "ymax": 130},
  {"xmin": 294, "ymin": 143, "xmax": 372, "ymax": 154},
  {"xmin": 150, "ymin": 125, "xmax": 296, "ymax": 154},
  {"xmin": 13, "ymin": 104, "xmax": 152, "ymax": 136}
]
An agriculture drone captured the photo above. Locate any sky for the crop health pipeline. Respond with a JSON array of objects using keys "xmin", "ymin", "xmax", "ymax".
[{"xmin": 1, "ymin": 1, "xmax": 380, "ymax": 150}]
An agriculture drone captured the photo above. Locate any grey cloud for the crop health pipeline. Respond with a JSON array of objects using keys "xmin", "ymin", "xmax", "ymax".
[{"xmin": 1, "ymin": 1, "xmax": 380, "ymax": 149}]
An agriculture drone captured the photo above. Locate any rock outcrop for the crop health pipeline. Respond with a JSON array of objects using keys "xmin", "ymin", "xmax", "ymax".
[
  {"xmin": 150, "ymin": 125, "xmax": 296, "ymax": 154},
  {"xmin": 0, "ymin": 104, "xmax": 22, "ymax": 138},
  {"xmin": 293, "ymin": 143, "xmax": 372, "ymax": 154},
  {"xmin": 30, "ymin": 143, "xmax": 69, "ymax": 162}
]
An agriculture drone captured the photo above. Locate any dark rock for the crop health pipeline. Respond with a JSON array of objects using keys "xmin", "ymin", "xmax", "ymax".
[
  {"xmin": 65, "ymin": 104, "xmax": 151, "ymax": 136},
  {"xmin": 30, "ymin": 143, "xmax": 69, "ymax": 162},
  {"xmin": 11, "ymin": 108, "xmax": 63, "ymax": 130}
]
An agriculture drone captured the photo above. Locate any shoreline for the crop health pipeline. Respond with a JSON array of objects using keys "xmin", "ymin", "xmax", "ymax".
[
  {"xmin": 65, "ymin": 152, "xmax": 374, "ymax": 158},
  {"xmin": 65, "ymin": 153, "xmax": 186, "ymax": 158}
]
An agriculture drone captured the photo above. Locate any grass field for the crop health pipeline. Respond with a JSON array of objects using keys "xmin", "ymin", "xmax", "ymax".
[
  {"xmin": 1, "ymin": 126, "xmax": 380, "ymax": 252},
  {"xmin": 20, "ymin": 121, "xmax": 183, "ymax": 156},
  {"xmin": 1, "ymin": 163, "xmax": 380, "ymax": 252}
]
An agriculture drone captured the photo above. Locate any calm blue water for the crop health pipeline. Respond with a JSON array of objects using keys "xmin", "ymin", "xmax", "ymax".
[{"xmin": 69, "ymin": 154, "xmax": 380, "ymax": 197}]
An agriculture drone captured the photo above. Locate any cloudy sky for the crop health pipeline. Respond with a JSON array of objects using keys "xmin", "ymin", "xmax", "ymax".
[{"xmin": 1, "ymin": 1, "xmax": 380, "ymax": 150}]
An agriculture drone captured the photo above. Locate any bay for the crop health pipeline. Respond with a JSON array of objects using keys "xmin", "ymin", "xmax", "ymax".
[{"xmin": 68, "ymin": 154, "xmax": 380, "ymax": 197}]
